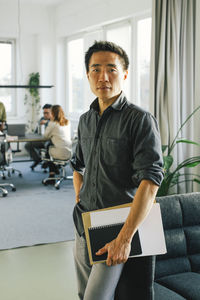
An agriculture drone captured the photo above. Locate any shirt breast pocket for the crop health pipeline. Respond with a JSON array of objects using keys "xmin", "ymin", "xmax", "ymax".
[{"xmin": 103, "ymin": 138, "xmax": 130, "ymax": 166}]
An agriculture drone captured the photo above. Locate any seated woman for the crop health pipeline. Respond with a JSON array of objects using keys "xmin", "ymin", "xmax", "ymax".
[{"xmin": 43, "ymin": 105, "xmax": 72, "ymax": 184}]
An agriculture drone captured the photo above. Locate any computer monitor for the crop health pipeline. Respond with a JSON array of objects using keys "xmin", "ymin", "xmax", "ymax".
[{"xmin": 7, "ymin": 124, "xmax": 26, "ymax": 137}]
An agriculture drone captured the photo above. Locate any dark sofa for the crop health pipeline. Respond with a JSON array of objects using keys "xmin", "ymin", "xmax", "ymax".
[
  {"xmin": 155, "ymin": 192, "xmax": 200, "ymax": 300},
  {"xmin": 115, "ymin": 192, "xmax": 200, "ymax": 300}
]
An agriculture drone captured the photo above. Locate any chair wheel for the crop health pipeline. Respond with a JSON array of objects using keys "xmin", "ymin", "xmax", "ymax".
[
  {"xmin": 56, "ymin": 186, "xmax": 60, "ymax": 190},
  {"xmin": 12, "ymin": 169, "xmax": 15, "ymax": 174},
  {"xmin": 12, "ymin": 187, "xmax": 16, "ymax": 192},
  {"xmin": 2, "ymin": 193, "xmax": 7, "ymax": 197},
  {"xmin": 2, "ymin": 176, "xmax": 6, "ymax": 180},
  {"xmin": 19, "ymin": 173, "xmax": 22, "ymax": 177}
]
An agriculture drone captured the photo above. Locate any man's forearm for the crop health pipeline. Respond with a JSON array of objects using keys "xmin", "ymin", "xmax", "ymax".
[
  {"xmin": 117, "ymin": 179, "xmax": 159, "ymax": 244},
  {"xmin": 73, "ymin": 170, "xmax": 83, "ymax": 203}
]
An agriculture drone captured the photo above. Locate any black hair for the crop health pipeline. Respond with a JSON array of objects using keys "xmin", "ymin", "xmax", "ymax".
[
  {"xmin": 42, "ymin": 104, "xmax": 52, "ymax": 109},
  {"xmin": 85, "ymin": 40, "xmax": 129, "ymax": 72}
]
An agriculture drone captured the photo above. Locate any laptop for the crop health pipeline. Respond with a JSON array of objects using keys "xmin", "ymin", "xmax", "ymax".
[{"xmin": 7, "ymin": 124, "xmax": 26, "ymax": 137}]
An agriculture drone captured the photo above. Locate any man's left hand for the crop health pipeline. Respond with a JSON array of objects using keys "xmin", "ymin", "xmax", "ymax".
[{"xmin": 95, "ymin": 238, "xmax": 131, "ymax": 266}]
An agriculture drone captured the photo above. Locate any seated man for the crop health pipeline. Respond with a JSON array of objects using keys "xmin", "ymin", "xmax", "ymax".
[{"xmin": 25, "ymin": 103, "xmax": 52, "ymax": 170}]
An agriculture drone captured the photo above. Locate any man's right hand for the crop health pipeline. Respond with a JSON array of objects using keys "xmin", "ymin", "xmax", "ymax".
[
  {"xmin": 73, "ymin": 171, "xmax": 83, "ymax": 204},
  {"xmin": 40, "ymin": 120, "xmax": 47, "ymax": 125}
]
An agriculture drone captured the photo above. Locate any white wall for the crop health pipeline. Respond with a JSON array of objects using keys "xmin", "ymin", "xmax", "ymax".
[
  {"xmin": 0, "ymin": 1, "xmax": 56, "ymax": 123},
  {"xmin": 55, "ymin": 0, "xmax": 151, "ymax": 37}
]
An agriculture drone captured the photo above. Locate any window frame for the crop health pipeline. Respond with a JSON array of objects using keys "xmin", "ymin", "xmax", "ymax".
[
  {"xmin": 0, "ymin": 39, "xmax": 16, "ymax": 116},
  {"xmin": 135, "ymin": 15, "xmax": 152, "ymax": 110}
]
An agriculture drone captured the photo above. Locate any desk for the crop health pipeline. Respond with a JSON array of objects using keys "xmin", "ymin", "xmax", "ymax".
[
  {"xmin": 7, "ymin": 133, "xmax": 48, "ymax": 143},
  {"xmin": 7, "ymin": 134, "xmax": 49, "ymax": 163}
]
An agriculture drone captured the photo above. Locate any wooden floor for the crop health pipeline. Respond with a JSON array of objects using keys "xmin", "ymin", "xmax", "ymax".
[{"xmin": 0, "ymin": 241, "xmax": 79, "ymax": 300}]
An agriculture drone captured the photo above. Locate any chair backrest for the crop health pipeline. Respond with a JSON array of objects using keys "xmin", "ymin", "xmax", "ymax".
[{"xmin": 0, "ymin": 134, "xmax": 12, "ymax": 166}]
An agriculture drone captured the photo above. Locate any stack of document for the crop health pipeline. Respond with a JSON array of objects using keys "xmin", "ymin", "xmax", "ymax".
[{"xmin": 82, "ymin": 203, "xmax": 166, "ymax": 265}]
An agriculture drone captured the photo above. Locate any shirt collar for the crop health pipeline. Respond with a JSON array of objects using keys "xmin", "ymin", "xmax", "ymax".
[{"xmin": 90, "ymin": 91, "xmax": 127, "ymax": 112}]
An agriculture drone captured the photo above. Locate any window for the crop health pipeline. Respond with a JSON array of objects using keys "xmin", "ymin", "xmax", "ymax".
[
  {"xmin": 67, "ymin": 38, "xmax": 84, "ymax": 113},
  {"xmin": 137, "ymin": 18, "xmax": 152, "ymax": 110},
  {"xmin": 66, "ymin": 15, "xmax": 151, "ymax": 115},
  {"xmin": 0, "ymin": 40, "xmax": 15, "ymax": 115},
  {"xmin": 106, "ymin": 23, "xmax": 131, "ymax": 99}
]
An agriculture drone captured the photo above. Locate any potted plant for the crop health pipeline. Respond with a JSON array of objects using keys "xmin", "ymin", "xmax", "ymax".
[
  {"xmin": 24, "ymin": 72, "xmax": 41, "ymax": 133},
  {"xmin": 157, "ymin": 106, "xmax": 200, "ymax": 196}
]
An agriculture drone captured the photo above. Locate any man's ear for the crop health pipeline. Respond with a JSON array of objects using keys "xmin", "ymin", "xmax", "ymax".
[{"xmin": 123, "ymin": 70, "xmax": 128, "ymax": 81}]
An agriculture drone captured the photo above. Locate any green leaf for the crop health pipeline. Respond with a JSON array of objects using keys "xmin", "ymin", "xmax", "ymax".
[
  {"xmin": 194, "ymin": 178, "xmax": 200, "ymax": 184},
  {"xmin": 176, "ymin": 139, "xmax": 200, "ymax": 146},
  {"xmin": 175, "ymin": 156, "xmax": 200, "ymax": 171},
  {"xmin": 163, "ymin": 155, "xmax": 173, "ymax": 170},
  {"xmin": 185, "ymin": 161, "xmax": 200, "ymax": 168},
  {"xmin": 162, "ymin": 145, "xmax": 168, "ymax": 153}
]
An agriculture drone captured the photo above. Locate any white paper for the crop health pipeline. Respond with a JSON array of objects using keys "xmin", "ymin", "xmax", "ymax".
[
  {"xmin": 90, "ymin": 207, "xmax": 130, "ymax": 227},
  {"xmin": 90, "ymin": 203, "xmax": 166, "ymax": 256},
  {"xmin": 135, "ymin": 204, "xmax": 166, "ymax": 256}
]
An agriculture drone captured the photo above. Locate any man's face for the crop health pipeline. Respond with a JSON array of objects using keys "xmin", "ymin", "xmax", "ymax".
[
  {"xmin": 43, "ymin": 108, "xmax": 52, "ymax": 120},
  {"xmin": 87, "ymin": 51, "xmax": 128, "ymax": 102}
]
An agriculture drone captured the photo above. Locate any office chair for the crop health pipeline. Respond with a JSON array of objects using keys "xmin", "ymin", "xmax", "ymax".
[
  {"xmin": 41, "ymin": 149, "xmax": 72, "ymax": 190},
  {"xmin": 0, "ymin": 123, "xmax": 22, "ymax": 179},
  {"xmin": 0, "ymin": 134, "xmax": 22, "ymax": 179},
  {"xmin": 0, "ymin": 133, "xmax": 16, "ymax": 196},
  {"xmin": 0, "ymin": 182, "xmax": 16, "ymax": 197}
]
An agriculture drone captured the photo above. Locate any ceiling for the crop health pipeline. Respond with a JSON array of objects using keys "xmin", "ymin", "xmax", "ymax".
[
  {"xmin": 21, "ymin": 0, "xmax": 65, "ymax": 4},
  {"xmin": 0, "ymin": 0, "xmax": 66, "ymax": 6},
  {"xmin": 20, "ymin": 0, "xmax": 65, "ymax": 5}
]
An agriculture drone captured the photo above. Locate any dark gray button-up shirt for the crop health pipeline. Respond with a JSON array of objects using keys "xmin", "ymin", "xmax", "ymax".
[{"xmin": 71, "ymin": 92, "xmax": 164, "ymax": 236}]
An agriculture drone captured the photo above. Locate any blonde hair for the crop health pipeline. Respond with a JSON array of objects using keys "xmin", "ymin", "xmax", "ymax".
[{"xmin": 51, "ymin": 105, "xmax": 68, "ymax": 126}]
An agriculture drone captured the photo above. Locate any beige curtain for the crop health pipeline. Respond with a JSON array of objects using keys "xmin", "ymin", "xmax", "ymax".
[
  {"xmin": 194, "ymin": 0, "xmax": 200, "ymax": 192},
  {"xmin": 150, "ymin": 0, "xmax": 197, "ymax": 193}
]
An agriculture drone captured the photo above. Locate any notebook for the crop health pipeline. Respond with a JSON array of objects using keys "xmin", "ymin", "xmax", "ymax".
[{"xmin": 88, "ymin": 223, "xmax": 142, "ymax": 262}]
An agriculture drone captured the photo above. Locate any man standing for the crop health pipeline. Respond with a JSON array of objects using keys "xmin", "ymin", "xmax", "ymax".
[
  {"xmin": 25, "ymin": 103, "xmax": 52, "ymax": 170},
  {"xmin": 71, "ymin": 41, "xmax": 163, "ymax": 300}
]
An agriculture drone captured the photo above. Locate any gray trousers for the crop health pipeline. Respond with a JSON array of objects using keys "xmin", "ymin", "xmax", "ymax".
[
  {"xmin": 25, "ymin": 141, "xmax": 45, "ymax": 162},
  {"xmin": 74, "ymin": 231, "xmax": 124, "ymax": 300}
]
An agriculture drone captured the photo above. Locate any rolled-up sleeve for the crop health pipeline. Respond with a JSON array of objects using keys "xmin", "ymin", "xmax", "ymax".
[
  {"xmin": 131, "ymin": 112, "xmax": 164, "ymax": 186},
  {"xmin": 70, "ymin": 122, "xmax": 85, "ymax": 175}
]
